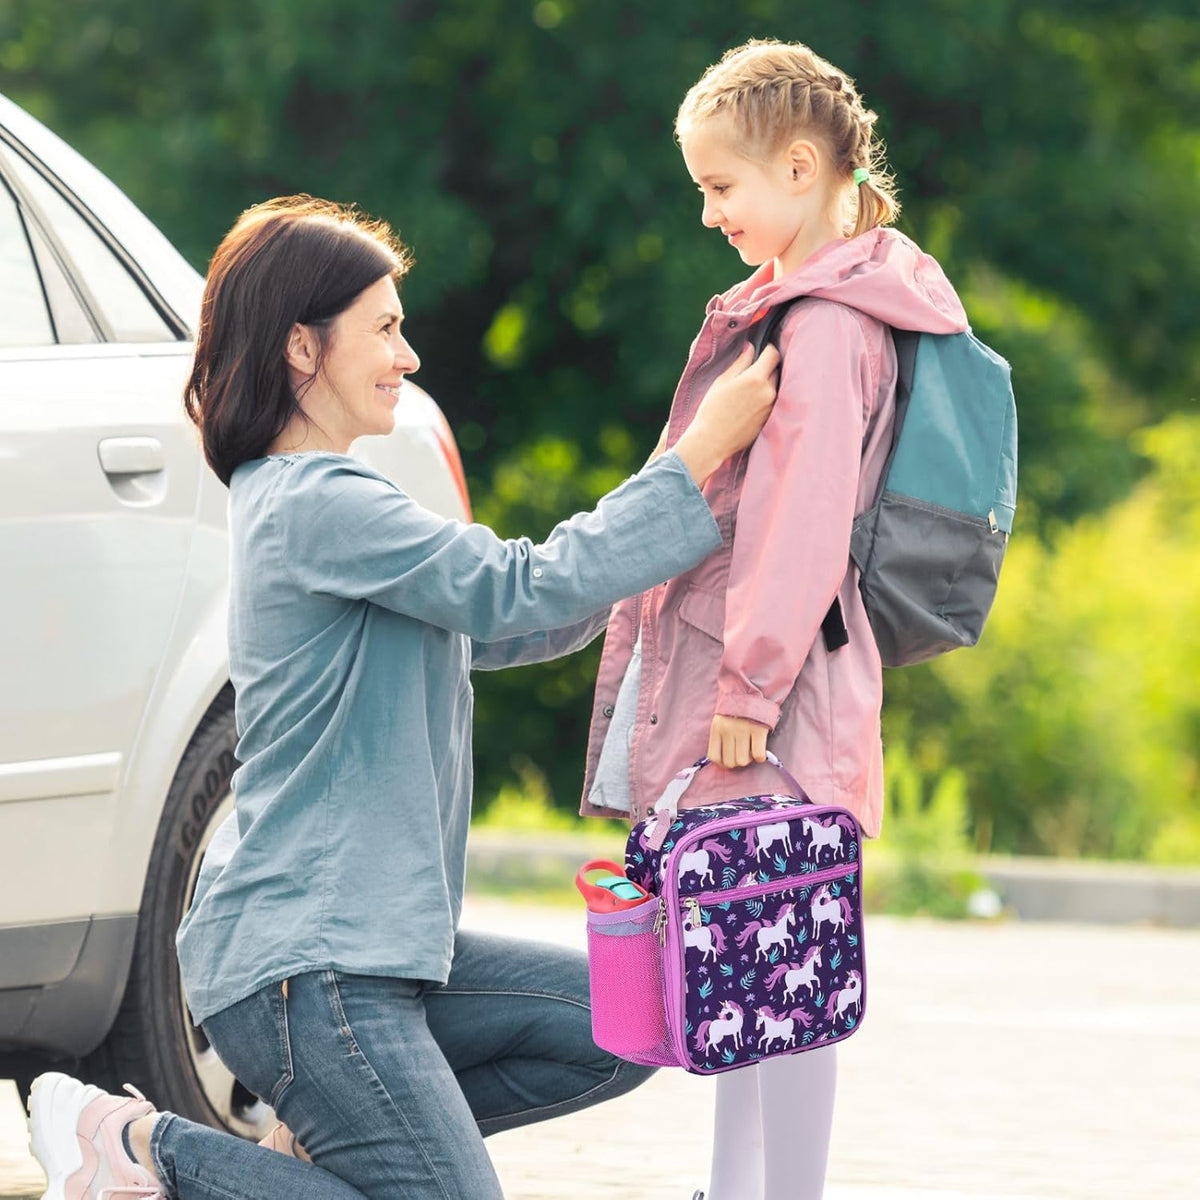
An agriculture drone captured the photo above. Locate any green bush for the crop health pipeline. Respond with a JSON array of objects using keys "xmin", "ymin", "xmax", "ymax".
[
  {"xmin": 865, "ymin": 745, "xmax": 990, "ymax": 919},
  {"xmin": 909, "ymin": 414, "xmax": 1200, "ymax": 863}
]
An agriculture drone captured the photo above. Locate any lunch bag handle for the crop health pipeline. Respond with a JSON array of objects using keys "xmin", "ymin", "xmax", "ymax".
[{"xmin": 645, "ymin": 752, "xmax": 812, "ymax": 851}]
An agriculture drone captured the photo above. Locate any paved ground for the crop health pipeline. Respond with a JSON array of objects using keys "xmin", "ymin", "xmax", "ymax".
[{"xmin": 4, "ymin": 900, "xmax": 1199, "ymax": 1198}]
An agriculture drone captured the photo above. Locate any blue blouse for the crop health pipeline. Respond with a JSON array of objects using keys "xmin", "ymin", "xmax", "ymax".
[{"xmin": 176, "ymin": 450, "xmax": 720, "ymax": 1023}]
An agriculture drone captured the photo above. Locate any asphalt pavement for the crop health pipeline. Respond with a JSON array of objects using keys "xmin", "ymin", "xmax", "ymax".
[{"xmin": 3, "ymin": 898, "xmax": 1198, "ymax": 1199}]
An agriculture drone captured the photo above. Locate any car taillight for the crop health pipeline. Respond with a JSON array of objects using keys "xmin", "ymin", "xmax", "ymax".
[{"xmin": 431, "ymin": 407, "xmax": 472, "ymax": 522}]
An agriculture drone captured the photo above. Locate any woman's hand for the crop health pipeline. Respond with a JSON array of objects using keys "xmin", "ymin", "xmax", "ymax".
[
  {"xmin": 673, "ymin": 342, "xmax": 780, "ymax": 486},
  {"xmin": 707, "ymin": 714, "xmax": 771, "ymax": 769}
]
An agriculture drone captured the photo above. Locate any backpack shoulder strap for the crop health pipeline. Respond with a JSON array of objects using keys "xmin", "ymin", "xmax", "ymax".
[
  {"xmin": 888, "ymin": 328, "xmax": 920, "ymax": 464},
  {"xmin": 748, "ymin": 299, "xmax": 796, "ymax": 359}
]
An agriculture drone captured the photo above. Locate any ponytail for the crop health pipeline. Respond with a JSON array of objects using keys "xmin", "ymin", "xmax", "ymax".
[{"xmin": 852, "ymin": 172, "xmax": 901, "ymax": 238}]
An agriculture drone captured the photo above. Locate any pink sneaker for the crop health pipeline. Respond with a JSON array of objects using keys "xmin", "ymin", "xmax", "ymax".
[
  {"xmin": 257, "ymin": 1121, "xmax": 311, "ymax": 1162},
  {"xmin": 27, "ymin": 1072, "xmax": 165, "ymax": 1199},
  {"xmin": 257, "ymin": 1121, "xmax": 298, "ymax": 1157}
]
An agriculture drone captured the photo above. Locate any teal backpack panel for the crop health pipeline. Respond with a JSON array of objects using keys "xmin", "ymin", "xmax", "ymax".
[{"xmin": 886, "ymin": 332, "xmax": 1017, "ymax": 533}]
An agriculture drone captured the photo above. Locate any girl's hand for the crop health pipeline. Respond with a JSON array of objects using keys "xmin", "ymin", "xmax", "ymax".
[
  {"xmin": 674, "ymin": 343, "xmax": 780, "ymax": 486},
  {"xmin": 707, "ymin": 714, "xmax": 770, "ymax": 768}
]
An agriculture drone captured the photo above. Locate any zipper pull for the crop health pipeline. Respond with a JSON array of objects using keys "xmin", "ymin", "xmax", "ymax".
[
  {"xmin": 653, "ymin": 900, "xmax": 668, "ymax": 945},
  {"xmin": 988, "ymin": 508, "xmax": 999, "ymax": 533},
  {"xmin": 685, "ymin": 897, "xmax": 702, "ymax": 928}
]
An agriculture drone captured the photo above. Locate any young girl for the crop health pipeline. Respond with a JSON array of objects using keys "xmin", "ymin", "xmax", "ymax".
[{"xmin": 581, "ymin": 39, "xmax": 971, "ymax": 1200}]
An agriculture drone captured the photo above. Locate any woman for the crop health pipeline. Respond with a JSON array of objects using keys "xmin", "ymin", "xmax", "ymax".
[{"xmin": 27, "ymin": 194, "xmax": 779, "ymax": 1199}]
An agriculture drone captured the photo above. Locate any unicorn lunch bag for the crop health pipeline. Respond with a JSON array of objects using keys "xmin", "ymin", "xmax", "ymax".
[{"xmin": 586, "ymin": 753, "xmax": 867, "ymax": 1075}]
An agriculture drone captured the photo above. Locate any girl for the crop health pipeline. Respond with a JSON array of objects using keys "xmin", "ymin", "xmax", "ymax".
[
  {"xmin": 580, "ymin": 39, "xmax": 971, "ymax": 1200},
  {"xmin": 25, "ymin": 195, "xmax": 779, "ymax": 1200}
]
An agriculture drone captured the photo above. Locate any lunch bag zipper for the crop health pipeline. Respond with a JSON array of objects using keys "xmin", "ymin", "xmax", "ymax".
[{"xmin": 684, "ymin": 861, "xmax": 861, "ymax": 925}]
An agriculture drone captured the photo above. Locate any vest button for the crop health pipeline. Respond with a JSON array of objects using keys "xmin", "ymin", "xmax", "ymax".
[
  {"xmin": 602, "ymin": 705, "xmax": 615, "ymax": 718},
  {"xmin": 649, "ymin": 714, "xmax": 658, "ymax": 725}
]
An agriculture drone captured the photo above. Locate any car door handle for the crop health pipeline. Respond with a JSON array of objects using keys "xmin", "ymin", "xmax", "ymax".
[
  {"xmin": 98, "ymin": 437, "xmax": 165, "ymax": 476},
  {"xmin": 97, "ymin": 437, "xmax": 168, "ymax": 505}
]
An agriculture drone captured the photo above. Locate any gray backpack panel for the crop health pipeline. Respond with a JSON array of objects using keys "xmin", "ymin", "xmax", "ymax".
[{"xmin": 850, "ymin": 490, "xmax": 1006, "ymax": 666}]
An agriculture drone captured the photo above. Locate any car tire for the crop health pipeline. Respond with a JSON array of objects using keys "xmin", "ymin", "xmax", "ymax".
[{"xmin": 82, "ymin": 687, "xmax": 255, "ymax": 1133}]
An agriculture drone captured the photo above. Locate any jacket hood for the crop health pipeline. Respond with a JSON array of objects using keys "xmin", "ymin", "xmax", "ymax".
[{"xmin": 713, "ymin": 227, "xmax": 968, "ymax": 335}]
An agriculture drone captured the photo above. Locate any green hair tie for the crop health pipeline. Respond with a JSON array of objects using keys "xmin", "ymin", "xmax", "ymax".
[{"xmin": 853, "ymin": 168, "xmax": 871, "ymax": 187}]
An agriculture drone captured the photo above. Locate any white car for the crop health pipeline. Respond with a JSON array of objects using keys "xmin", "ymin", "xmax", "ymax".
[{"xmin": 0, "ymin": 92, "xmax": 471, "ymax": 1138}]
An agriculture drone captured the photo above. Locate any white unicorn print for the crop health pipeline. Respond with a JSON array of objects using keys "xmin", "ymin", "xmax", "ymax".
[
  {"xmin": 801, "ymin": 816, "xmax": 855, "ymax": 861},
  {"xmin": 746, "ymin": 820, "xmax": 793, "ymax": 861},
  {"xmin": 824, "ymin": 970, "xmax": 863, "ymax": 1024},
  {"xmin": 682, "ymin": 914, "xmax": 728, "ymax": 963},
  {"xmin": 677, "ymin": 838, "xmax": 733, "ymax": 887},
  {"xmin": 754, "ymin": 1005, "xmax": 814, "ymax": 1052},
  {"xmin": 763, "ymin": 944, "xmax": 823, "ymax": 1002},
  {"xmin": 734, "ymin": 902, "xmax": 797, "ymax": 962},
  {"xmin": 694, "ymin": 1001, "xmax": 746, "ymax": 1054},
  {"xmin": 810, "ymin": 884, "xmax": 853, "ymax": 938}
]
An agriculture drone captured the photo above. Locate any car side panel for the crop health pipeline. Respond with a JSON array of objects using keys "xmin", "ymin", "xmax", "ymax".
[{"xmin": 0, "ymin": 345, "xmax": 198, "ymax": 925}]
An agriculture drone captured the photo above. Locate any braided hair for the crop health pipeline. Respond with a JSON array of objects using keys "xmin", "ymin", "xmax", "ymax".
[{"xmin": 676, "ymin": 39, "xmax": 900, "ymax": 237}]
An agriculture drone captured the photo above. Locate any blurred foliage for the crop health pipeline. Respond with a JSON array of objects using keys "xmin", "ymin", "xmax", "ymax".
[
  {"xmin": 865, "ymin": 744, "xmax": 992, "ymax": 919},
  {"xmin": 470, "ymin": 755, "xmax": 586, "ymax": 834},
  {"xmin": 885, "ymin": 414, "xmax": 1200, "ymax": 861},
  {"xmin": 3, "ymin": 0, "xmax": 1197, "ymax": 856}
]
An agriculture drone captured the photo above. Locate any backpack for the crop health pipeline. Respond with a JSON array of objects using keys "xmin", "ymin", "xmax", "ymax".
[
  {"xmin": 581, "ymin": 754, "xmax": 866, "ymax": 1074},
  {"xmin": 749, "ymin": 300, "xmax": 1018, "ymax": 667}
]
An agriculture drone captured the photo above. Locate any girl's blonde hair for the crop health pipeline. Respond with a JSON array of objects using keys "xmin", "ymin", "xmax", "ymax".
[{"xmin": 677, "ymin": 39, "xmax": 900, "ymax": 238}]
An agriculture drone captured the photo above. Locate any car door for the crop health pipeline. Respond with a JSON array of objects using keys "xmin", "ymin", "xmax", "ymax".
[{"xmin": 0, "ymin": 135, "xmax": 199, "ymax": 941}]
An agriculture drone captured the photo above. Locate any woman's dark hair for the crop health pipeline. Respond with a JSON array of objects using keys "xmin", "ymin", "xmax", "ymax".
[{"xmin": 183, "ymin": 195, "xmax": 412, "ymax": 486}]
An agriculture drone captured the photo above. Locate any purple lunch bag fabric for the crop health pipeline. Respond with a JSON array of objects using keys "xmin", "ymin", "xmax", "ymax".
[{"xmin": 620, "ymin": 754, "xmax": 867, "ymax": 1074}]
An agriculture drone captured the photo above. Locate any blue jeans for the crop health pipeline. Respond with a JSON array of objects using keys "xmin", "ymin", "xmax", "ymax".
[{"xmin": 151, "ymin": 930, "xmax": 653, "ymax": 1198}]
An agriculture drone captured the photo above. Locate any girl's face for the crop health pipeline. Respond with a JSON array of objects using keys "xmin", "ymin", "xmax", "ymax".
[
  {"xmin": 295, "ymin": 275, "xmax": 421, "ymax": 451},
  {"xmin": 680, "ymin": 118, "xmax": 837, "ymax": 277}
]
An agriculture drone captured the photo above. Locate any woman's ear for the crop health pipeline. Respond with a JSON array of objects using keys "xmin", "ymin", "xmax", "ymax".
[{"xmin": 284, "ymin": 322, "xmax": 319, "ymax": 374}]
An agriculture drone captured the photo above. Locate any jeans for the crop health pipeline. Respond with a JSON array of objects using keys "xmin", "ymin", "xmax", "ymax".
[{"xmin": 151, "ymin": 930, "xmax": 653, "ymax": 1198}]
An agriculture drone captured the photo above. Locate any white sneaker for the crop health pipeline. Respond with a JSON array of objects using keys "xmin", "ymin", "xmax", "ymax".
[{"xmin": 27, "ymin": 1072, "xmax": 164, "ymax": 1199}]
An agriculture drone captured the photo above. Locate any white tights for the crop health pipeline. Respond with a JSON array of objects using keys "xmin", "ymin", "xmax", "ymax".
[{"xmin": 706, "ymin": 1046, "xmax": 837, "ymax": 1200}]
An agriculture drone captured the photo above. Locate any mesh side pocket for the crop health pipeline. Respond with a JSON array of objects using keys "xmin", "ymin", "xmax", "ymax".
[{"xmin": 585, "ymin": 900, "xmax": 673, "ymax": 1062}]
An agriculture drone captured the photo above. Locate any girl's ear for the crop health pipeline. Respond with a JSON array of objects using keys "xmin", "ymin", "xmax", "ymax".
[
  {"xmin": 786, "ymin": 139, "xmax": 822, "ymax": 191},
  {"xmin": 284, "ymin": 322, "xmax": 319, "ymax": 373}
]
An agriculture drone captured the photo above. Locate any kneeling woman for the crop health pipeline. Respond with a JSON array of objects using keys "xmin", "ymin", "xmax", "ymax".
[{"xmin": 27, "ymin": 195, "xmax": 779, "ymax": 1199}]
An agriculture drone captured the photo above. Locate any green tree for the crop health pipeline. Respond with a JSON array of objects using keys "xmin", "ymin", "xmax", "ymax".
[{"xmin": 4, "ymin": 0, "xmax": 1196, "ymax": 841}]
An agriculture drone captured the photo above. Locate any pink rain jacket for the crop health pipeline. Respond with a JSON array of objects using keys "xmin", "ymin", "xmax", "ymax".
[{"xmin": 579, "ymin": 229, "xmax": 969, "ymax": 836}]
